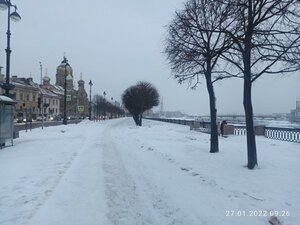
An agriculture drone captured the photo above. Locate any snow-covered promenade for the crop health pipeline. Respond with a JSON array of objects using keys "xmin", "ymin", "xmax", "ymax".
[{"xmin": 0, "ymin": 118, "xmax": 299, "ymax": 225}]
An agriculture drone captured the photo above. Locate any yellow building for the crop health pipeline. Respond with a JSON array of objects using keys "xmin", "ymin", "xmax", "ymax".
[
  {"xmin": 0, "ymin": 76, "xmax": 39, "ymax": 121},
  {"xmin": 0, "ymin": 57, "xmax": 88, "ymax": 120}
]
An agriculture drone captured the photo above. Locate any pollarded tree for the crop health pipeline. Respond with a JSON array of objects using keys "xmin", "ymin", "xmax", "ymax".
[
  {"xmin": 164, "ymin": 0, "xmax": 233, "ymax": 153},
  {"xmin": 219, "ymin": 0, "xmax": 300, "ymax": 169},
  {"xmin": 122, "ymin": 81, "xmax": 159, "ymax": 126}
]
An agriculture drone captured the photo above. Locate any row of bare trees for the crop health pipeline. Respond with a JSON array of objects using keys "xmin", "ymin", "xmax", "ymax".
[
  {"xmin": 164, "ymin": 0, "xmax": 300, "ymax": 169},
  {"xmin": 92, "ymin": 95, "xmax": 125, "ymax": 120}
]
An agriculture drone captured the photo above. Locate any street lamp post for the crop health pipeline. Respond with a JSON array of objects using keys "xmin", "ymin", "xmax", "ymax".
[
  {"xmin": 110, "ymin": 97, "xmax": 113, "ymax": 119},
  {"xmin": 103, "ymin": 91, "xmax": 106, "ymax": 120},
  {"xmin": 39, "ymin": 62, "xmax": 44, "ymax": 129},
  {"xmin": 88, "ymin": 80, "xmax": 93, "ymax": 120},
  {"xmin": 0, "ymin": 0, "xmax": 21, "ymax": 98},
  {"xmin": 61, "ymin": 57, "xmax": 69, "ymax": 125}
]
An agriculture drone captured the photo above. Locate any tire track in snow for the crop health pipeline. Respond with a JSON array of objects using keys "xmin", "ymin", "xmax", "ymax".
[
  {"xmin": 102, "ymin": 135, "xmax": 155, "ymax": 225},
  {"xmin": 21, "ymin": 136, "xmax": 87, "ymax": 225},
  {"xmin": 102, "ymin": 119, "xmax": 198, "ymax": 225}
]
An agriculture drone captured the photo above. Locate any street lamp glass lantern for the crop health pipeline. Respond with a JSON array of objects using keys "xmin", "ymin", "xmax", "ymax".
[
  {"xmin": 10, "ymin": 11, "xmax": 21, "ymax": 22},
  {"xmin": 0, "ymin": 0, "xmax": 8, "ymax": 10}
]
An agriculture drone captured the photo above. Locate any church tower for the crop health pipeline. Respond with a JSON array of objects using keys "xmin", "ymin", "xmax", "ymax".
[
  {"xmin": 55, "ymin": 57, "xmax": 73, "ymax": 88},
  {"xmin": 78, "ymin": 74, "xmax": 85, "ymax": 91},
  {"xmin": 43, "ymin": 68, "xmax": 51, "ymax": 86},
  {"xmin": 77, "ymin": 73, "xmax": 88, "ymax": 116}
]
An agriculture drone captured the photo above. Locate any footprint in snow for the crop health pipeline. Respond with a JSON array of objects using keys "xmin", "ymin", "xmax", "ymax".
[
  {"xmin": 44, "ymin": 190, "xmax": 53, "ymax": 196},
  {"xmin": 186, "ymin": 136, "xmax": 197, "ymax": 141},
  {"xmin": 180, "ymin": 167, "xmax": 190, "ymax": 172},
  {"xmin": 191, "ymin": 172, "xmax": 199, "ymax": 176}
]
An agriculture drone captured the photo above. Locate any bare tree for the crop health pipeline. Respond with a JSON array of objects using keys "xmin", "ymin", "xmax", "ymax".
[
  {"xmin": 219, "ymin": 0, "xmax": 300, "ymax": 169},
  {"xmin": 164, "ymin": 0, "xmax": 233, "ymax": 153},
  {"xmin": 122, "ymin": 81, "xmax": 159, "ymax": 126},
  {"xmin": 93, "ymin": 94, "xmax": 124, "ymax": 120},
  {"xmin": 92, "ymin": 95, "xmax": 103, "ymax": 120}
]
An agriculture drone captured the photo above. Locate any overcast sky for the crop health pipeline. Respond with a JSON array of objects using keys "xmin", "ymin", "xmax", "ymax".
[{"xmin": 1, "ymin": 0, "xmax": 299, "ymax": 116}]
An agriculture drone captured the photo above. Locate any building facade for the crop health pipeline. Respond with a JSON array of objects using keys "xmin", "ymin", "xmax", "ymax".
[
  {"xmin": 40, "ymin": 86, "xmax": 61, "ymax": 120},
  {"xmin": 290, "ymin": 99, "xmax": 300, "ymax": 122},
  {"xmin": 0, "ymin": 56, "xmax": 89, "ymax": 121},
  {"xmin": 0, "ymin": 76, "xmax": 40, "ymax": 121}
]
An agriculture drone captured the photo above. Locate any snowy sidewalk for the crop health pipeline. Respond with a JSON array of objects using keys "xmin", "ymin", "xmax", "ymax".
[
  {"xmin": 0, "ymin": 118, "xmax": 299, "ymax": 225},
  {"xmin": 0, "ymin": 120, "xmax": 109, "ymax": 225}
]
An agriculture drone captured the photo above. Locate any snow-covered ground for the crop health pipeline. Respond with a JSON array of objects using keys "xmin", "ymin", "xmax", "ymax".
[{"xmin": 0, "ymin": 118, "xmax": 299, "ymax": 225}]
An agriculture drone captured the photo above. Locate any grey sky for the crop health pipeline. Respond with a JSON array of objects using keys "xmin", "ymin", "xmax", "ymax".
[{"xmin": 1, "ymin": 0, "xmax": 299, "ymax": 115}]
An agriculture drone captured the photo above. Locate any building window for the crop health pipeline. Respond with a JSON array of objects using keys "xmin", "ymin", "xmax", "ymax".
[
  {"xmin": 20, "ymin": 93, "xmax": 23, "ymax": 101},
  {"xmin": 32, "ymin": 94, "xmax": 36, "ymax": 102},
  {"xmin": 26, "ymin": 94, "xmax": 30, "ymax": 101}
]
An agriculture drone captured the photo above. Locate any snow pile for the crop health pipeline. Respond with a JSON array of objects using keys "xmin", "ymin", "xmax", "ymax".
[{"xmin": 0, "ymin": 118, "xmax": 298, "ymax": 225}]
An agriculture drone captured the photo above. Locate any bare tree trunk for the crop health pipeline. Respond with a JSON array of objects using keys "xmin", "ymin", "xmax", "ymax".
[
  {"xmin": 139, "ymin": 112, "xmax": 143, "ymax": 126},
  {"xmin": 243, "ymin": 41, "xmax": 258, "ymax": 169},
  {"xmin": 243, "ymin": 79, "xmax": 257, "ymax": 169},
  {"xmin": 133, "ymin": 114, "xmax": 139, "ymax": 126},
  {"xmin": 206, "ymin": 76, "xmax": 219, "ymax": 153}
]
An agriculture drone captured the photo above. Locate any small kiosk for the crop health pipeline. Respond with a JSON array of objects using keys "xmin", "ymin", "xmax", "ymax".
[{"xmin": 0, "ymin": 95, "xmax": 15, "ymax": 148}]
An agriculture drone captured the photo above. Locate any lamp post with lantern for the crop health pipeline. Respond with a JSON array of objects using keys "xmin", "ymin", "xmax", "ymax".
[
  {"xmin": 88, "ymin": 80, "xmax": 93, "ymax": 120},
  {"xmin": 110, "ymin": 97, "xmax": 113, "ymax": 119},
  {"xmin": 61, "ymin": 57, "xmax": 69, "ymax": 125},
  {"xmin": 0, "ymin": 0, "xmax": 21, "ymax": 98},
  {"xmin": 103, "ymin": 91, "xmax": 106, "ymax": 120}
]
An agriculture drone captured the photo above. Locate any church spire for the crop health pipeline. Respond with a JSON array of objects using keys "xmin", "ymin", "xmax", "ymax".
[{"xmin": 78, "ymin": 72, "xmax": 85, "ymax": 89}]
